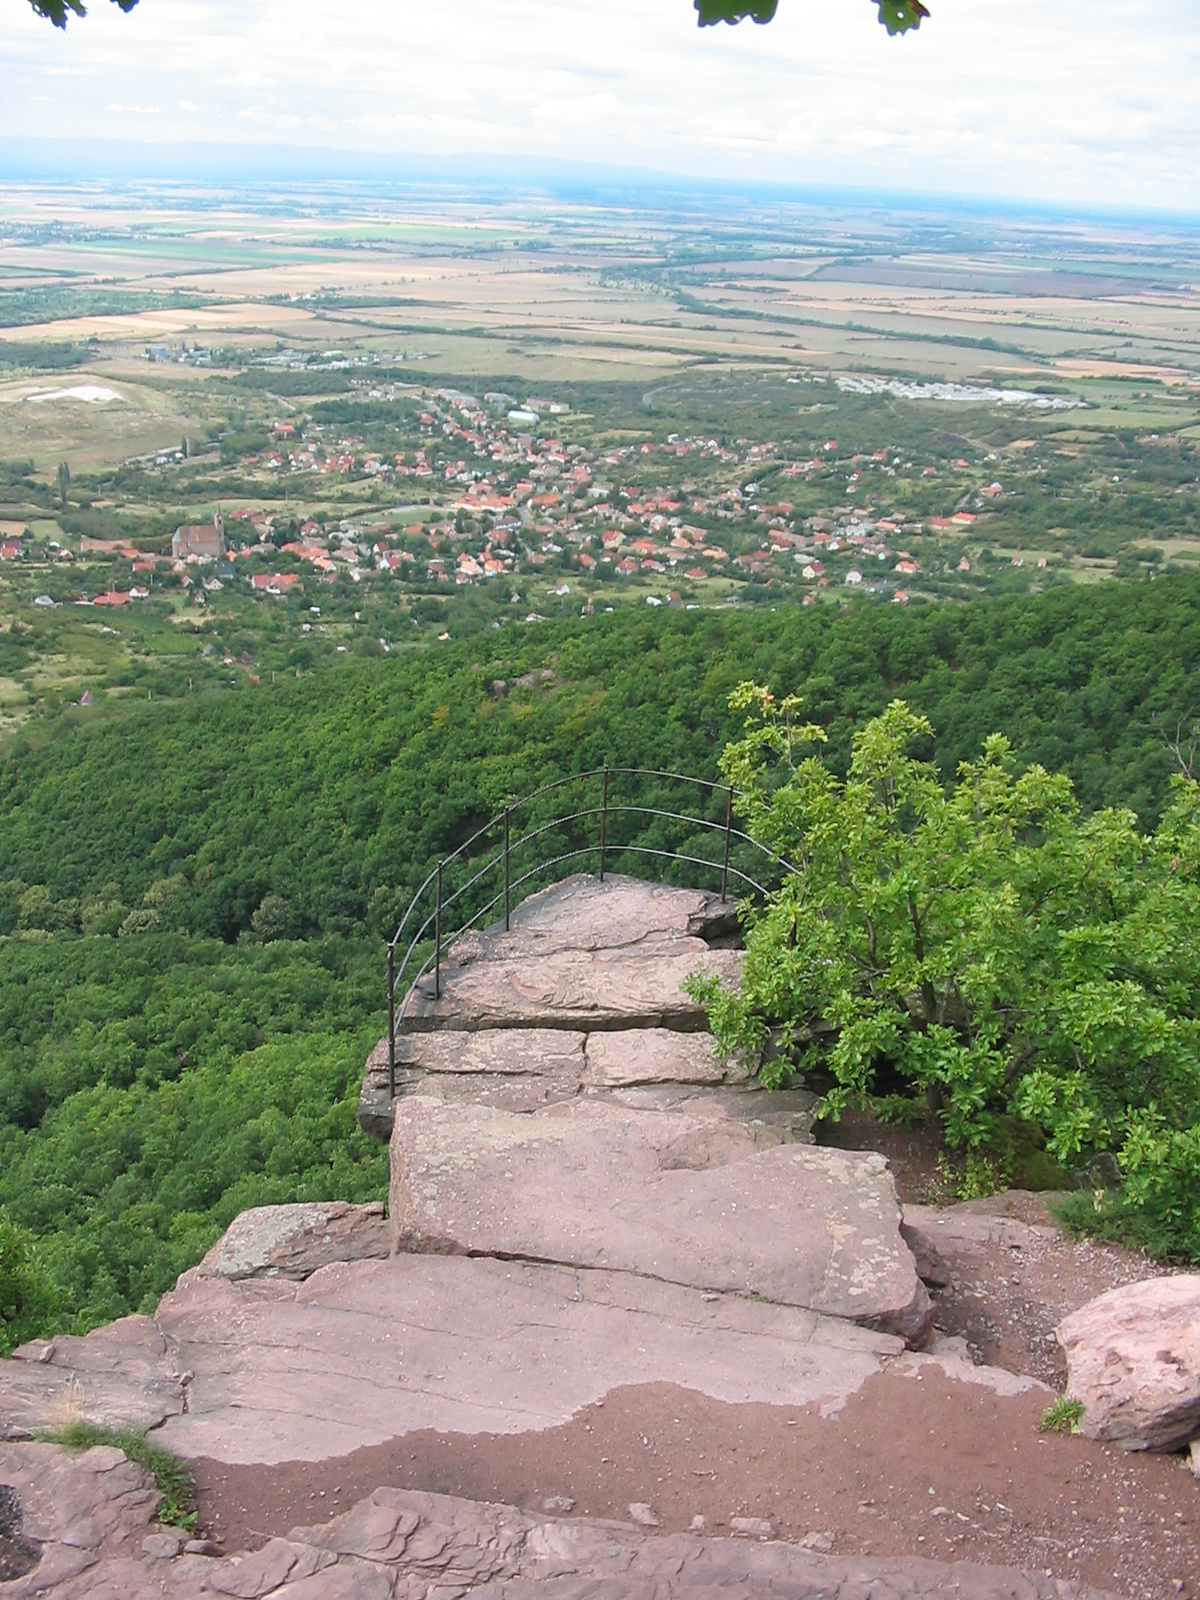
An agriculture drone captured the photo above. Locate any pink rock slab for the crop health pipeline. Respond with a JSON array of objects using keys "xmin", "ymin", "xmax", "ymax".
[
  {"xmin": 152, "ymin": 1255, "xmax": 902, "ymax": 1465},
  {"xmin": 478, "ymin": 874, "xmax": 717, "ymax": 954},
  {"xmin": 398, "ymin": 875, "xmax": 741, "ymax": 1033},
  {"xmin": 0, "ymin": 1443, "xmax": 1119, "ymax": 1600},
  {"xmin": 389, "ymin": 1095, "xmax": 929, "ymax": 1337},
  {"xmin": 403, "ymin": 938, "xmax": 740, "ymax": 1033},
  {"xmin": 583, "ymin": 1027, "xmax": 747, "ymax": 1086},
  {"xmin": 0, "ymin": 1315, "xmax": 183, "ymax": 1442}
]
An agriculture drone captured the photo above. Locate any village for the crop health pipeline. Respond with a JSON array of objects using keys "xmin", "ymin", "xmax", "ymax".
[{"xmin": 2, "ymin": 377, "xmax": 1048, "ymax": 631}]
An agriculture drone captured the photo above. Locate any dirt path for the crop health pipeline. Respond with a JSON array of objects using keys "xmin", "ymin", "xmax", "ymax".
[{"xmin": 189, "ymin": 1367, "xmax": 1197, "ymax": 1600}]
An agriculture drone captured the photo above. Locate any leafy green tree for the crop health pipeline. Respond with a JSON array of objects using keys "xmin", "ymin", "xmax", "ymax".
[
  {"xmin": 250, "ymin": 893, "xmax": 295, "ymax": 943},
  {"xmin": 691, "ymin": 686, "xmax": 1200, "ymax": 1254},
  {"xmin": 0, "ymin": 1211, "xmax": 63, "ymax": 1355},
  {"xmin": 30, "ymin": 0, "xmax": 136, "ymax": 24},
  {"xmin": 697, "ymin": 0, "xmax": 927, "ymax": 30}
]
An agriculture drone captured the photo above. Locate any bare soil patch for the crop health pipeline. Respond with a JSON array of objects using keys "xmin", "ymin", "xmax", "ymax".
[{"xmin": 188, "ymin": 1367, "xmax": 1197, "ymax": 1600}]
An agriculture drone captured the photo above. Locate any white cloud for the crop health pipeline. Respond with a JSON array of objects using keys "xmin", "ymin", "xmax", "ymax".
[{"xmin": 2, "ymin": 0, "xmax": 1199, "ymax": 210}]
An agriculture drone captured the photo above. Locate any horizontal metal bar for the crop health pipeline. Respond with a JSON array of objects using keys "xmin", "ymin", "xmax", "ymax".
[{"xmin": 389, "ymin": 765, "xmax": 750, "ymax": 948}]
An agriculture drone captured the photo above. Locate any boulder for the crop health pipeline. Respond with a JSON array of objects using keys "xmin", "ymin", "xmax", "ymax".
[
  {"xmin": 1057, "ymin": 1274, "xmax": 1200, "ymax": 1449},
  {"xmin": 389, "ymin": 1095, "xmax": 929, "ymax": 1339},
  {"xmin": 193, "ymin": 1201, "xmax": 391, "ymax": 1283}
]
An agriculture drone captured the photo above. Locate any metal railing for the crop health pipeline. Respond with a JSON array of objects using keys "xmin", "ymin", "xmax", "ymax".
[{"xmin": 383, "ymin": 765, "xmax": 795, "ymax": 1097}]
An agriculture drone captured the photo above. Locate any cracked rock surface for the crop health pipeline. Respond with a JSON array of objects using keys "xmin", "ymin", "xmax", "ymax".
[{"xmin": 389, "ymin": 1094, "xmax": 929, "ymax": 1336}]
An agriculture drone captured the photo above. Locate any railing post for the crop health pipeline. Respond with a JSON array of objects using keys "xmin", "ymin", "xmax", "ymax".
[
  {"xmin": 387, "ymin": 941, "xmax": 396, "ymax": 1100},
  {"xmin": 598, "ymin": 766, "xmax": 609, "ymax": 881},
  {"xmin": 434, "ymin": 860, "xmax": 443, "ymax": 1000},
  {"xmin": 721, "ymin": 786, "xmax": 733, "ymax": 903},
  {"xmin": 504, "ymin": 808, "xmax": 511, "ymax": 931}
]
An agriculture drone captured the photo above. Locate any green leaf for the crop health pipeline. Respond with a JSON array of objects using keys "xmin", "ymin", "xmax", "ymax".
[
  {"xmin": 876, "ymin": 0, "xmax": 929, "ymax": 34},
  {"xmin": 27, "ymin": 0, "xmax": 138, "ymax": 25},
  {"xmin": 695, "ymin": 0, "xmax": 779, "ymax": 24}
]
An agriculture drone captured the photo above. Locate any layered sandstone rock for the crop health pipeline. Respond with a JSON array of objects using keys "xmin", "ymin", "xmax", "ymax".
[
  {"xmin": 399, "ymin": 875, "xmax": 742, "ymax": 1034},
  {"xmin": 388, "ymin": 1094, "xmax": 930, "ymax": 1341}
]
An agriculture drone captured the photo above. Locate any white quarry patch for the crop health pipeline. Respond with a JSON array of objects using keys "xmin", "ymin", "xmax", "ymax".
[
  {"xmin": 25, "ymin": 383, "xmax": 125, "ymax": 404},
  {"xmin": 835, "ymin": 373, "xmax": 1084, "ymax": 409}
]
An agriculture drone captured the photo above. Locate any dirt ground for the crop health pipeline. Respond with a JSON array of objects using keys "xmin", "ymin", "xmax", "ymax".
[
  {"xmin": 190, "ymin": 1371, "xmax": 1197, "ymax": 1600},
  {"xmin": 188, "ymin": 1190, "xmax": 1198, "ymax": 1600}
]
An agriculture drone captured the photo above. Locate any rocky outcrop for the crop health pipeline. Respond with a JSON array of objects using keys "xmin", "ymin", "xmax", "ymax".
[
  {"xmin": 151, "ymin": 1255, "xmax": 901, "ymax": 1465},
  {"xmin": 389, "ymin": 1094, "xmax": 930, "ymax": 1341},
  {"xmin": 1057, "ymin": 1274, "xmax": 1200, "ymax": 1450},
  {"xmin": 359, "ymin": 875, "xmax": 800, "ymax": 1139},
  {"xmin": 583, "ymin": 1027, "xmax": 747, "ymax": 1086},
  {"xmin": 399, "ymin": 875, "xmax": 742, "ymax": 1034},
  {"xmin": 192, "ymin": 1201, "xmax": 390, "ymax": 1283},
  {"xmin": 0, "ymin": 1315, "xmax": 184, "ymax": 1443},
  {"xmin": 0, "ymin": 1443, "xmax": 1120, "ymax": 1600}
]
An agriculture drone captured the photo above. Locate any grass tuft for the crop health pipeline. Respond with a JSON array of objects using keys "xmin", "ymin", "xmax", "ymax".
[
  {"xmin": 1038, "ymin": 1396, "xmax": 1085, "ymax": 1435},
  {"xmin": 37, "ymin": 1420, "xmax": 196, "ymax": 1530}
]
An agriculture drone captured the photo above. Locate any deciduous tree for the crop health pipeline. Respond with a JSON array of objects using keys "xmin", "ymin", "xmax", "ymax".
[{"xmin": 690, "ymin": 687, "xmax": 1200, "ymax": 1255}]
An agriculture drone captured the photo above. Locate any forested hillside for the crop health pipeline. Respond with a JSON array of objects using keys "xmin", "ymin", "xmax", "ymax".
[
  {"xmin": 2, "ymin": 574, "xmax": 1199, "ymax": 1347},
  {"xmin": 3, "ymin": 574, "xmax": 1198, "ymax": 939}
]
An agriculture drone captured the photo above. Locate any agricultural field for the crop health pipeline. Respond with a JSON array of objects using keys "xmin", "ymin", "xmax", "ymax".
[{"xmin": 0, "ymin": 183, "xmax": 1199, "ymax": 743}]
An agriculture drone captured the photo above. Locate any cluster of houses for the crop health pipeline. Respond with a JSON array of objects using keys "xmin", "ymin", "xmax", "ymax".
[{"xmin": 10, "ymin": 382, "xmax": 1021, "ymax": 614}]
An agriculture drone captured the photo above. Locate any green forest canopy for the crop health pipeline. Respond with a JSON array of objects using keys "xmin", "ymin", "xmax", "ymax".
[
  {"xmin": 2, "ymin": 573, "xmax": 1200, "ymax": 1349},
  {"xmin": 30, "ymin": 0, "xmax": 930, "ymax": 36}
]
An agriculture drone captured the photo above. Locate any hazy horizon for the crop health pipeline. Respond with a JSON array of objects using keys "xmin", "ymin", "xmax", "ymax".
[{"xmin": 5, "ymin": 0, "xmax": 1200, "ymax": 216}]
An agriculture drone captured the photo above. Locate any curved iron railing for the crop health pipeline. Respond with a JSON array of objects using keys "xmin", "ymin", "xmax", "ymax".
[{"xmin": 383, "ymin": 765, "xmax": 794, "ymax": 1096}]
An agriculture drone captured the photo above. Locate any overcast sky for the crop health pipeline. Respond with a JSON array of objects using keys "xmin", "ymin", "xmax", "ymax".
[{"xmin": 4, "ymin": 0, "xmax": 1199, "ymax": 212}]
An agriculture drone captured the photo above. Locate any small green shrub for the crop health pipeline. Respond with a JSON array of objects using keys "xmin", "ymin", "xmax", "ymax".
[
  {"xmin": 871, "ymin": 1093, "xmax": 929, "ymax": 1129},
  {"xmin": 39, "ymin": 1421, "xmax": 196, "ymax": 1530},
  {"xmin": 929, "ymin": 1150, "xmax": 1009, "ymax": 1204},
  {"xmin": 1050, "ymin": 1188, "xmax": 1199, "ymax": 1264},
  {"xmin": 1038, "ymin": 1396, "xmax": 1085, "ymax": 1434}
]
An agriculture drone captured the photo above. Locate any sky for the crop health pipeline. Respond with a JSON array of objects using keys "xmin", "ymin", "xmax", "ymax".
[{"xmin": 4, "ymin": 0, "xmax": 1200, "ymax": 212}]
